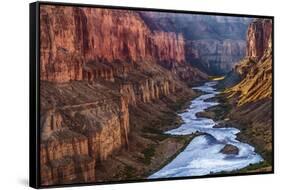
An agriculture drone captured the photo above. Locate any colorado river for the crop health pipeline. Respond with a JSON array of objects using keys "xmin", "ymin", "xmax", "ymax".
[{"xmin": 149, "ymin": 81, "xmax": 263, "ymax": 178}]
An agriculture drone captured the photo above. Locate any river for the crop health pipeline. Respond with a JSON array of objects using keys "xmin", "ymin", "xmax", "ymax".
[{"xmin": 149, "ymin": 81, "xmax": 263, "ymax": 178}]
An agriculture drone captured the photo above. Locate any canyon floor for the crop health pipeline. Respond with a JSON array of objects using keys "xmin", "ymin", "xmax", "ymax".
[
  {"xmin": 94, "ymin": 88, "xmax": 202, "ymax": 182},
  {"xmin": 197, "ymin": 92, "xmax": 272, "ymax": 173},
  {"xmin": 95, "ymin": 79, "xmax": 272, "ymax": 181}
]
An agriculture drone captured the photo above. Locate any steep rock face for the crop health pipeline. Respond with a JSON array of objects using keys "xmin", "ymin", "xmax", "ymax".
[
  {"xmin": 41, "ymin": 155, "xmax": 95, "ymax": 185},
  {"xmin": 139, "ymin": 12, "xmax": 251, "ymax": 75},
  {"xmin": 40, "ymin": 69, "xmax": 181, "ymax": 185},
  {"xmin": 186, "ymin": 39, "xmax": 246, "ymax": 75},
  {"xmin": 246, "ymin": 19, "xmax": 272, "ymax": 60},
  {"xmin": 135, "ymin": 78, "xmax": 174, "ymax": 103},
  {"xmin": 40, "ymin": 7, "xmax": 85, "ymax": 82},
  {"xmin": 152, "ymin": 32, "xmax": 185, "ymax": 66},
  {"xmin": 40, "ymin": 82, "xmax": 130, "ymax": 185},
  {"xmin": 118, "ymin": 67, "xmax": 177, "ymax": 105},
  {"xmin": 39, "ymin": 5, "xmax": 208, "ymax": 185},
  {"xmin": 40, "ymin": 6, "xmax": 188, "ymax": 83},
  {"xmin": 215, "ymin": 18, "xmax": 273, "ymax": 168},
  {"xmin": 228, "ymin": 19, "xmax": 272, "ymax": 105}
]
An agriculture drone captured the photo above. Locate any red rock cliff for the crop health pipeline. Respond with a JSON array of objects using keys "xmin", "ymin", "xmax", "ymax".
[
  {"xmin": 40, "ymin": 83, "xmax": 130, "ymax": 185},
  {"xmin": 229, "ymin": 19, "xmax": 272, "ymax": 105},
  {"xmin": 246, "ymin": 19, "xmax": 272, "ymax": 60},
  {"xmin": 152, "ymin": 32, "xmax": 185, "ymax": 64},
  {"xmin": 39, "ymin": 5, "xmax": 206, "ymax": 185},
  {"xmin": 40, "ymin": 5, "xmax": 186, "ymax": 82}
]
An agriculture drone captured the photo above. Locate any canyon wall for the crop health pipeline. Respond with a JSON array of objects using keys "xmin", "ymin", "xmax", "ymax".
[
  {"xmin": 40, "ymin": 68, "xmax": 182, "ymax": 185},
  {"xmin": 229, "ymin": 18, "xmax": 272, "ymax": 105},
  {"xmin": 40, "ymin": 6, "xmax": 187, "ymax": 83},
  {"xmin": 246, "ymin": 19, "xmax": 272, "ymax": 60},
  {"xmin": 40, "ymin": 5, "xmax": 203, "ymax": 185},
  {"xmin": 151, "ymin": 32, "xmax": 185, "ymax": 67},
  {"xmin": 40, "ymin": 82, "xmax": 130, "ymax": 185},
  {"xmin": 224, "ymin": 18, "xmax": 273, "ymax": 165},
  {"xmin": 139, "ymin": 12, "xmax": 251, "ymax": 75},
  {"xmin": 186, "ymin": 39, "xmax": 246, "ymax": 75}
]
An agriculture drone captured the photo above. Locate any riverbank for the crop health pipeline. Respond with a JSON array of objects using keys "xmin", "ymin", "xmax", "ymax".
[
  {"xmin": 149, "ymin": 81, "xmax": 262, "ymax": 178},
  {"xmin": 94, "ymin": 90, "xmax": 201, "ymax": 182},
  {"xmin": 197, "ymin": 93, "xmax": 272, "ymax": 173}
]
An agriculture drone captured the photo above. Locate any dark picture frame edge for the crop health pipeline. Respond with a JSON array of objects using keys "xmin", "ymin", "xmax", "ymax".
[
  {"xmin": 29, "ymin": 1, "xmax": 274, "ymax": 189},
  {"xmin": 30, "ymin": 2, "xmax": 40, "ymax": 189}
]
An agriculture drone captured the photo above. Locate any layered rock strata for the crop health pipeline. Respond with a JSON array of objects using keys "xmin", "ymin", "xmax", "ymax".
[
  {"xmin": 40, "ymin": 6, "xmax": 192, "ymax": 83},
  {"xmin": 222, "ymin": 19, "xmax": 273, "ymax": 165},
  {"xmin": 246, "ymin": 19, "xmax": 272, "ymax": 60},
  {"xmin": 186, "ymin": 39, "xmax": 246, "ymax": 75},
  {"xmin": 39, "ymin": 5, "xmax": 208, "ymax": 185},
  {"xmin": 228, "ymin": 19, "xmax": 272, "ymax": 105},
  {"xmin": 139, "ymin": 12, "xmax": 251, "ymax": 75},
  {"xmin": 40, "ymin": 68, "xmax": 181, "ymax": 185},
  {"xmin": 40, "ymin": 83, "xmax": 130, "ymax": 185}
]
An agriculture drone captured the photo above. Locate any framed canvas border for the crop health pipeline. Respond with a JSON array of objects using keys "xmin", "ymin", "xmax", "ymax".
[{"xmin": 29, "ymin": 1, "xmax": 274, "ymax": 188}]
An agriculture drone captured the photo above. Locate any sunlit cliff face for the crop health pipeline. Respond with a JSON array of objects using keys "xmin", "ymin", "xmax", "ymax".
[
  {"xmin": 228, "ymin": 19, "xmax": 272, "ymax": 106},
  {"xmin": 40, "ymin": 6, "xmax": 187, "ymax": 83}
]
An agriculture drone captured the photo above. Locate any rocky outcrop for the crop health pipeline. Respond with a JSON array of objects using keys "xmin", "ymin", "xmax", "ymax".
[
  {"xmin": 136, "ymin": 78, "xmax": 174, "ymax": 103},
  {"xmin": 246, "ymin": 19, "xmax": 272, "ymax": 60},
  {"xmin": 118, "ymin": 70, "xmax": 177, "ymax": 105},
  {"xmin": 40, "ymin": 81, "xmax": 130, "ymax": 185},
  {"xmin": 173, "ymin": 64, "xmax": 208, "ymax": 82},
  {"xmin": 40, "ymin": 6, "xmax": 189, "ymax": 83},
  {"xmin": 220, "ymin": 144, "xmax": 239, "ymax": 155},
  {"xmin": 219, "ymin": 18, "xmax": 273, "ymax": 167},
  {"xmin": 227, "ymin": 19, "xmax": 272, "ymax": 105},
  {"xmin": 41, "ymin": 156, "xmax": 95, "ymax": 185}
]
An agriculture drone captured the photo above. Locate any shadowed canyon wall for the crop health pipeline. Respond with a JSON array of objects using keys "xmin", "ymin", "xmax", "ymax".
[
  {"xmin": 139, "ymin": 12, "xmax": 251, "ymax": 75},
  {"xmin": 185, "ymin": 39, "xmax": 246, "ymax": 75}
]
